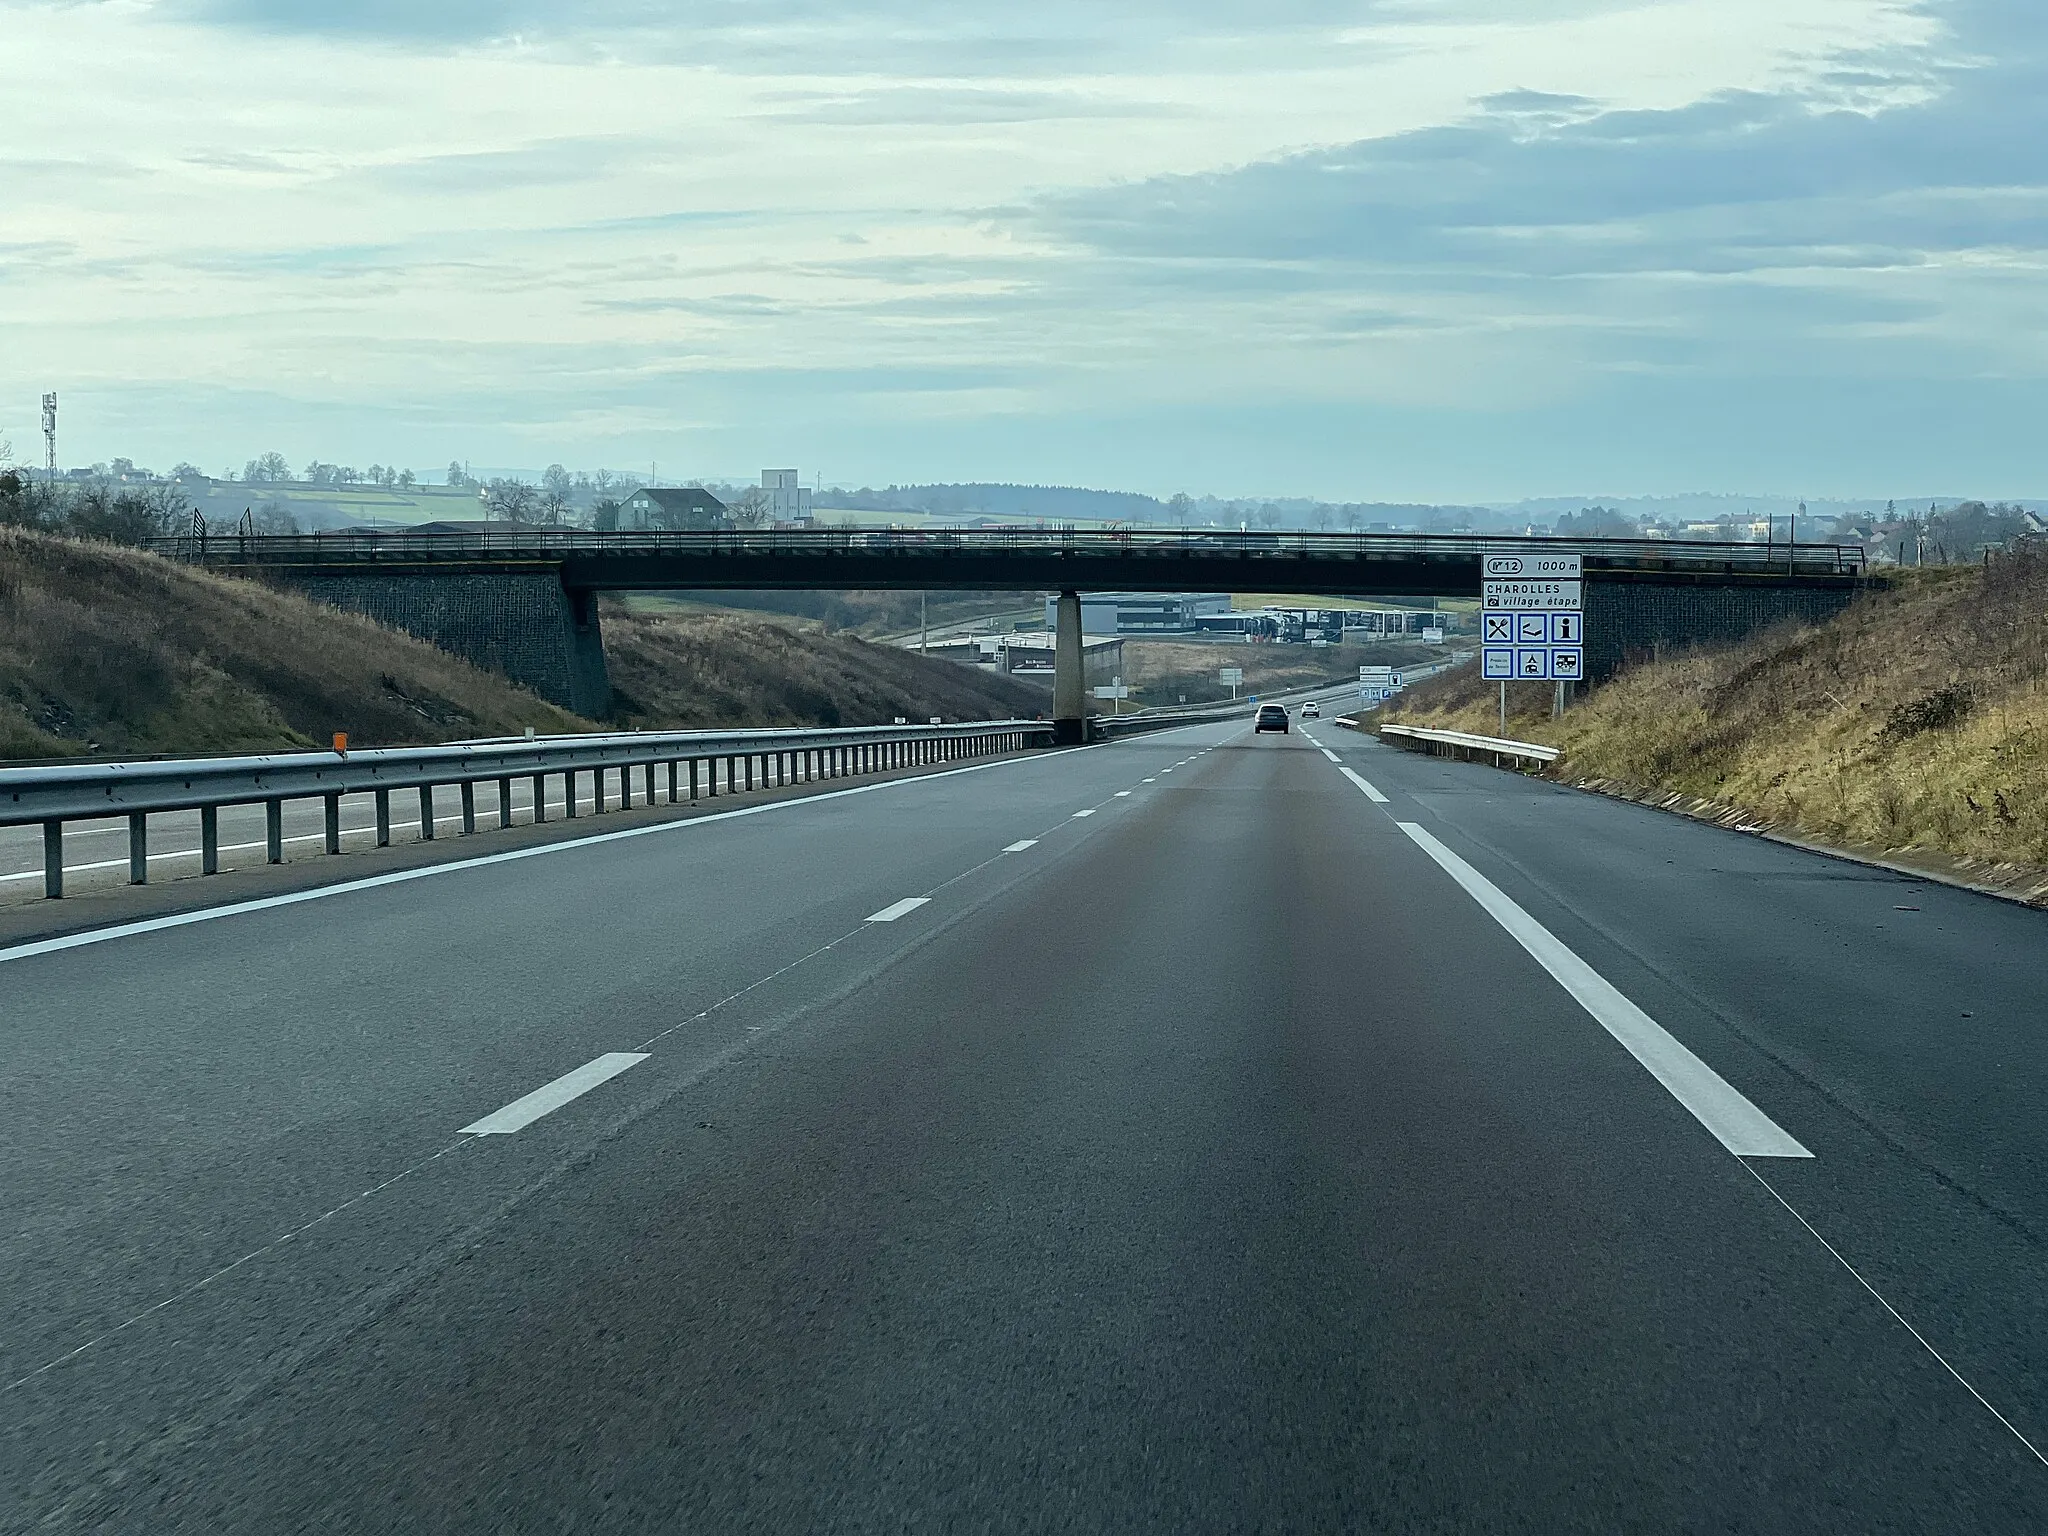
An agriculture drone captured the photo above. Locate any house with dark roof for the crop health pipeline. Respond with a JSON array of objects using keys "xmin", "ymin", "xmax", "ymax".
[{"xmin": 621, "ymin": 486, "xmax": 729, "ymax": 531}]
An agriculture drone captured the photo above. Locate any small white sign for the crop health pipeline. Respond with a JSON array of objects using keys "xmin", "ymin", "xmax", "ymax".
[
  {"xmin": 1482, "ymin": 648, "xmax": 1515, "ymax": 680},
  {"xmin": 1093, "ymin": 685, "xmax": 1130, "ymax": 699},
  {"xmin": 1422, "ymin": 628, "xmax": 1445, "ymax": 644},
  {"xmin": 1219, "ymin": 667, "xmax": 1244, "ymax": 684},
  {"xmin": 1484, "ymin": 552, "xmax": 1582, "ymax": 579}
]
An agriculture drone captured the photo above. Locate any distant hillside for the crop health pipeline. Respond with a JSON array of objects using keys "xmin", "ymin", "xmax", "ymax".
[
  {"xmin": 1379, "ymin": 547, "xmax": 2048, "ymax": 886},
  {"xmin": 817, "ymin": 483, "xmax": 1168, "ymax": 522},
  {"xmin": 601, "ymin": 601, "xmax": 1046, "ymax": 728},
  {"xmin": 0, "ymin": 530, "xmax": 1050, "ymax": 760},
  {"xmin": 0, "ymin": 526, "xmax": 584, "ymax": 759}
]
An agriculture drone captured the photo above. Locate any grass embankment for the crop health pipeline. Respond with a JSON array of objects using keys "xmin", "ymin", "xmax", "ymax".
[
  {"xmin": 1381, "ymin": 549, "xmax": 2048, "ymax": 883},
  {"xmin": 1121, "ymin": 640, "xmax": 1444, "ymax": 707},
  {"xmin": 0, "ymin": 526, "xmax": 582, "ymax": 758},
  {"xmin": 0, "ymin": 530, "xmax": 1054, "ymax": 760},
  {"xmin": 600, "ymin": 600, "xmax": 1047, "ymax": 728}
]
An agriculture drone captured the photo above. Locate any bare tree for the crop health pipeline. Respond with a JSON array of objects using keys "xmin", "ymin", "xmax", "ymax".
[
  {"xmin": 729, "ymin": 485, "xmax": 772, "ymax": 529},
  {"xmin": 485, "ymin": 478, "xmax": 541, "ymax": 523}
]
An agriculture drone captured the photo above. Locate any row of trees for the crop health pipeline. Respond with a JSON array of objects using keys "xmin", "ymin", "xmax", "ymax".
[{"xmin": 0, "ymin": 470, "xmax": 186, "ymax": 545}]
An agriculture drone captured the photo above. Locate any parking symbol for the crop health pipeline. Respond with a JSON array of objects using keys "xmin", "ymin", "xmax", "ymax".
[
  {"xmin": 1483, "ymin": 613, "xmax": 1514, "ymax": 643},
  {"xmin": 1517, "ymin": 649, "xmax": 1548, "ymax": 679},
  {"xmin": 1516, "ymin": 613, "xmax": 1548, "ymax": 643},
  {"xmin": 1550, "ymin": 613, "xmax": 1582, "ymax": 643}
]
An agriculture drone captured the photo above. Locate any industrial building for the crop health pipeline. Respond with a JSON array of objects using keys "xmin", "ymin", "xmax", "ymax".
[
  {"xmin": 1038, "ymin": 592, "xmax": 1233, "ymax": 634},
  {"xmin": 619, "ymin": 486, "xmax": 729, "ymax": 530}
]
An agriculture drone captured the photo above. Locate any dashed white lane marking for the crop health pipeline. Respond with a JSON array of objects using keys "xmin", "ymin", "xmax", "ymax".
[
  {"xmin": 1338, "ymin": 766, "xmax": 1390, "ymax": 804},
  {"xmin": 1003, "ymin": 840, "xmax": 1039, "ymax": 853},
  {"xmin": 0, "ymin": 745, "xmax": 1091, "ymax": 970},
  {"xmin": 1114, "ymin": 791, "xmax": 1132, "ymax": 797},
  {"xmin": 1396, "ymin": 822, "xmax": 1810, "ymax": 1159},
  {"xmin": 1072, "ymin": 809, "xmax": 1097, "ymax": 818},
  {"xmin": 865, "ymin": 896, "xmax": 931, "ymax": 922},
  {"xmin": 1320, "ymin": 748, "xmax": 1340, "ymax": 763},
  {"xmin": 460, "ymin": 1053, "xmax": 649, "ymax": 1136},
  {"xmin": 1142, "ymin": 778, "xmax": 1156, "ymax": 783}
]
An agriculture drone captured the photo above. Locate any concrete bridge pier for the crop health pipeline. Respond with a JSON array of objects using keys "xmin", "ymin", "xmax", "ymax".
[{"xmin": 1053, "ymin": 590, "xmax": 1086, "ymax": 746}]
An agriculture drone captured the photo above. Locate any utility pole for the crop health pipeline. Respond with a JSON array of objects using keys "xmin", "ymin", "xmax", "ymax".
[
  {"xmin": 41, "ymin": 392, "xmax": 56, "ymax": 476},
  {"xmin": 920, "ymin": 591, "xmax": 928, "ymax": 653}
]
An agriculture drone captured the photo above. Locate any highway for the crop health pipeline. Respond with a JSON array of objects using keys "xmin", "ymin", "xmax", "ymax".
[{"xmin": 5, "ymin": 718, "xmax": 2046, "ymax": 1530}]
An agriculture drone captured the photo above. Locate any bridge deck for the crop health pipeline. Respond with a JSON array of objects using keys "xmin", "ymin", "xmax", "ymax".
[{"xmin": 153, "ymin": 528, "xmax": 1865, "ymax": 596}]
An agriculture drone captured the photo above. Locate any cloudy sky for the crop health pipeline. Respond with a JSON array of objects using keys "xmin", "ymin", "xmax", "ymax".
[{"xmin": 3, "ymin": 0, "xmax": 2041, "ymax": 499}]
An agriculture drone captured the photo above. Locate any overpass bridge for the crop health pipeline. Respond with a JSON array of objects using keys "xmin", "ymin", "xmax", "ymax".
[{"xmin": 155, "ymin": 527, "xmax": 1868, "ymax": 732}]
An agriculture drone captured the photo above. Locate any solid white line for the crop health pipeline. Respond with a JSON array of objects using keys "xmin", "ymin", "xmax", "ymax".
[
  {"xmin": 1339, "ymin": 766, "xmax": 1390, "ymax": 804},
  {"xmin": 1742, "ymin": 1161, "xmax": 2048, "ymax": 1465},
  {"xmin": 1002, "ymin": 839, "xmax": 1038, "ymax": 853},
  {"xmin": 1396, "ymin": 821, "xmax": 1811, "ymax": 1159},
  {"xmin": 1320, "ymin": 748, "xmax": 1340, "ymax": 763},
  {"xmin": 460, "ymin": 1053, "xmax": 648, "ymax": 1135},
  {"xmin": 865, "ymin": 896, "xmax": 930, "ymax": 922},
  {"xmin": 1072, "ymin": 809, "xmax": 1097, "ymax": 818},
  {"xmin": 0, "ymin": 745, "xmax": 1092, "ymax": 969}
]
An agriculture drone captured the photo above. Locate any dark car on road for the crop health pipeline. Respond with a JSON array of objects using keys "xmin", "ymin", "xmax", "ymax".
[{"xmin": 1254, "ymin": 703, "xmax": 1289, "ymax": 733}]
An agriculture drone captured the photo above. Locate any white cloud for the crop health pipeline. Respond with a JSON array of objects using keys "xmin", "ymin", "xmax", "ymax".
[{"xmin": 2, "ymin": 0, "xmax": 2033, "ymax": 498}]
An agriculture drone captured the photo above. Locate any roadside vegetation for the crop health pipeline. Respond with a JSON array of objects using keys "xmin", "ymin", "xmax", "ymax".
[
  {"xmin": 1380, "ymin": 547, "xmax": 2048, "ymax": 876},
  {"xmin": 601, "ymin": 601, "xmax": 1046, "ymax": 728},
  {"xmin": 0, "ymin": 526, "xmax": 581, "ymax": 758},
  {"xmin": 0, "ymin": 527, "xmax": 1047, "ymax": 760}
]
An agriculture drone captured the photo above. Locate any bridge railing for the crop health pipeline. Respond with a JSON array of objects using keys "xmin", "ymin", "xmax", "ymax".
[
  {"xmin": 1, "ymin": 719, "xmax": 1051, "ymax": 900},
  {"xmin": 145, "ymin": 527, "xmax": 1868, "ymax": 579}
]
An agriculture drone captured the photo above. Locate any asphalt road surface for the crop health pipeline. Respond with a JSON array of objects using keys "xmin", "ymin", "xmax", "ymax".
[{"xmin": 5, "ymin": 719, "xmax": 2046, "ymax": 1531}]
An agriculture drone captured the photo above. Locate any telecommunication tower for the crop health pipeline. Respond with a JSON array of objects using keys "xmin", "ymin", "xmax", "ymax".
[{"xmin": 41, "ymin": 393, "xmax": 57, "ymax": 475}]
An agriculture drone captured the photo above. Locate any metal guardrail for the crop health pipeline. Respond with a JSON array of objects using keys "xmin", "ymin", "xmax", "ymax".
[
  {"xmin": 1, "ymin": 719, "xmax": 1051, "ymax": 900},
  {"xmin": 145, "ymin": 526, "xmax": 1868, "ymax": 580},
  {"xmin": 1377, "ymin": 723, "xmax": 1561, "ymax": 768}
]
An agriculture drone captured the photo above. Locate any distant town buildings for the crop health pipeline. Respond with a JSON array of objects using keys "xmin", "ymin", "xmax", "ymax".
[
  {"xmin": 620, "ymin": 486, "xmax": 729, "ymax": 531},
  {"xmin": 763, "ymin": 469, "xmax": 812, "ymax": 524}
]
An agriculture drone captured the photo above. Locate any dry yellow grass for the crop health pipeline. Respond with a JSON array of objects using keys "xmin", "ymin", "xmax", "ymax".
[
  {"xmin": 596, "ymin": 600, "xmax": 1048, "ymax": 728},
  {"xmin": 1382, "ymin": 549, "xmax": 2048, "ymax": 867},
  {"xmin": 0, "ymin": 527, "xmax": 590, "ymax": 757}
]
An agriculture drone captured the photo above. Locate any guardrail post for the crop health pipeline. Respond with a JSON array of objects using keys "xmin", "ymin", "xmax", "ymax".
[
  {"xmin": 668, "ymin": 761, "xmax": 679, "ymax": 803},
  {"xmin": 460, "ymin": 781, "xmax": 477, "ymax": 834},
  {"xmin": 201, "ymin": 806, "xmax": 219, "ymax": 875},
  {"xmin": 325, "ymin": 793, "xmax": 342, "ymax": 853},
  {"xmin": 376, "ymin": 788, "xmax": 391, "ymax": 846},
  {"xmin": 128, "ymin": 812, "xmax": 148, "ymax": 885},
  {"xmin": 497, "ymin": 778, "xmax": 513, "ymax": 830},
  {"xmin": 531, "ymin": 773, "xmax": 546, "ymax": 823},
  {"xmin": 266, "ymin": 800, "xmax": 283, "ymax": 863},
  {"xmin": 419, "ymin": 785, "xmax": 435, "ymax": 840},
  {"xmin": 564, "ymin": 770, "xmax": 579, "ymax": 817},
  {"xmin": 646, "ymin": 762, "xmax": 657, "ymax": 805},
  {"xmin": 689, "ymin": 759, "xmax": 700, "ymax": 801},
  {"xmin": 42, "ymin": 821, "xmax": 64, "ymax": 899}
]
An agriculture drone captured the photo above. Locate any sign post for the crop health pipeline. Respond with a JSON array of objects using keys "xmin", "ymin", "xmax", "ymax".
[{"xmin": 1481, "ymin": 551, "xmax": 1584, "ymax": 698}]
